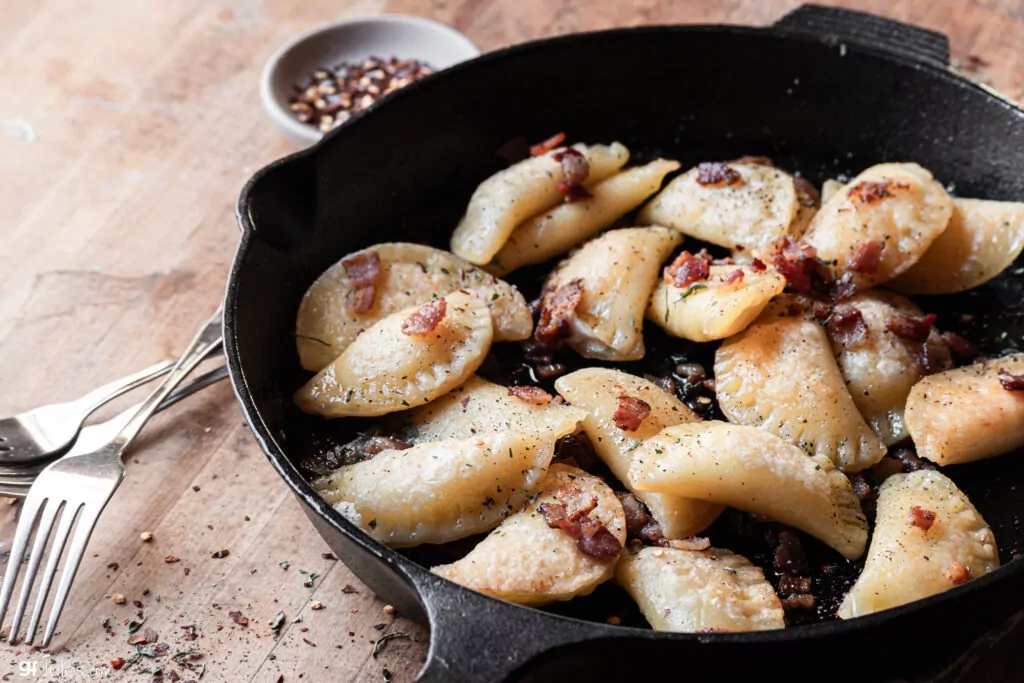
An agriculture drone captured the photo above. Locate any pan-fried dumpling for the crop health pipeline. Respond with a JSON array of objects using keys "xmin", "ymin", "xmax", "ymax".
[
  {"xmin": 820, "ymin": 178, "xmax": 844, "ymax": 204},
  {"xmin": 554, "ymin": 368, "xmax": 723, "ymax": 538},
  {"xmin": 295, "ymin": 292, "xmax": 492, "ymax": 417},
  {"xmin": 838, "ymin": 470, "xmax": 998, "ymax": 619},
  {"xmin": 638, "ymin": 161, "xmax": 799, "ymax": 253},
  {"xmin": 629, "ymin": 422, "xmax": 867, "ymax": 559},
  {"xmin": 313, "ymin": 430, "xmax": 563, "ymax": 547},
  {"xmin": 488, "ymin": 159, "xmax": 681, "ymax": 275},
  {"xmin": 431, "ymin": 464, "xmax": 626, "ymax": 605},
  {"xmin": 829, "ymin": 291, "xmax": 948, "ymax": 446},
  {"xmin": 450, "ymin": 143, "xmax": 629, "ymax": 264},
  {"xmin": 905, "ymin": 353, "xmax": 1024, "ymax": 465},
  {"xmin": 647, "ymin": 264, "xmax": 786, "ymax": 342},
  {"xmin": 296, "ymin": 243, "xmax": 531, "ymax": 370},
  {"xmin": 715, "ymin": 313, "xmax": 886, "ymax": 471},
  {"xmin": 889, "ymin": 198, "xmax": 1024, "ymax": 294},
  {"xmin": 399, "ymin": 375, "xmax": 585, "ymax": 442},
  {"xmin": 802, "ymin": 163, "xmax": 953, "ymax": 288},
  {"xmin": 616, "ymin": 547, "xmax": 785, "ymax": 632},
  {"xmin": 540, "ymin": 227, "xmax": 681, "ymax": 361}
]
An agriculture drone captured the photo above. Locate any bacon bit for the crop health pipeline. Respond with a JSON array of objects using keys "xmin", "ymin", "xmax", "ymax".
[
  {"xmin": 781, "ymin": 594, "xmax": 816, "ymax": 611},
  {"xmin": 827, "ymin": 304, "xmax": 869, "ymax": 348},
  {"xmin": 346, "ymin": 285, "xmax": 376, "ymax": 314},
  {"xmin": 535, "ymin": 278, "xmax": 584, "ymax": 345},
  {"xmin": 722, "ymin": 269, "xmax": 745, "ymax": 286},
  {"xmin": 229, "ymin": 610, "xmax": 249, "ymax": 626},
  {"xmin": 794, "ymin": 175, "xmax": 820, "ymax": 205},
  {"xmin": 342, "ymin": 251, "xmax": 381, "ymax": 288},
  {"xmin": 886, "ymin": 313, "xmax": 937, "ymax": 343},
  {"xmin": 578, "ymin": 519, "xmax": 622, "ymax": 561},
  {"xmin": 401, "ymin": 298, "xmax": 447, "ymax": 336},
  {"xmin": 847, "ymin": 179, "xmax": 907, "ymax": 205},
  {"xmin": 555, "ymin": 486, "xmax": 598, "ymax": 521},
  {"xmin": 998, "ymin": 369, "xmax": 1024, "ymax": 391},
  {"xmin": 750, "ymin": 258, "xmax": 767, "ymax": 272},
  {"xmin": 831, "ymin": 272, "xmax": 857, "ymax": 302},
  {"xmin": 538, "ymin": 501, "xmax": 569, "ymax": 526},
  {"xmin": 919, "ymin": 339, "xmax": 952, "ymax": 375},
  {"xmin": 667, "ymin": 536, "xmax": 711, "ymax": 551},
  {"xmin": 507, "ymin": 385, "xmax": 554, "ymax": 405},
  {"xmin": 553, "ymin": 148, "xmax": 591, "ymax": 201},
  {"xmin": 849, "ymin": 240, "xmax": 885, "ymax": 273},
  {"xmin": 530, "ymin": 131, "xmax": 566, "ymax": 156},
  {"xmin": 614, "ymin": 396, "xmax": 651, "ymax": 432},
  {"xmin": 764, "ymin": 238, "xmax": 827, "ymax": 295},
  {"xmin": 945, "ymin": 561, "xmax": 974, "ymax": 586},
  {"xmin": 663, "ymin": 250, "xmax": 711, "ymax": 289},
  {"xmin": 696, "ymin": 162, "xmax": 742, "ymax": 187},
  {"xmin": 731, "ymin": 155, "xmax": 773, "ymax": 167},
  {"xmin": 909, "ymin": 506, "xmax": 937, "ymax": 530},
  {"xmin": 941, "ymin": 332, "xmax": 977, "ymax": 362},
  {"xmin": 110, "ymin": 658, "xmax": 126, "ymax": 670},
  {"xmin": 806, "ymin": 299, "xmax": 832, "ymax": 322}
]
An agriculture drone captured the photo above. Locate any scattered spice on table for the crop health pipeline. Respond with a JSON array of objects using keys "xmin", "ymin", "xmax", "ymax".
[
  {"xmin": 164, "ymin": 556, "xmax": 180, "ymax": 564},
  {"xmin": 211, "ymin": 548, "xmax": 230, "ymax": 559},
  {"xmin": 372, "ymin": 631, "xmax": 416, "ymax": 658},
  {"xmin": 289, "ymin": 56, "xmax": 434, "ymax": 133},
  {"xmin": 140, "ymin": 531, "xmax": 153, "ymax": 542}
]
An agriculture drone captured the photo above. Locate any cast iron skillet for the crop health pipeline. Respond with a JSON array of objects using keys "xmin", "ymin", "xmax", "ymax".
[{"xmin": 225, "ymin": 5, "xmax": 1024, "ymax": 681}]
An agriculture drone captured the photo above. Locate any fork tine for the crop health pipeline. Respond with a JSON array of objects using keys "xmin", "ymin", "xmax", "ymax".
[
  {"xmin": 0, "ymin": 490, "xmax": 46, "ymax": 634},
  {"xmin": 6, "ymin": 499, "xmax": 63, "ymax": 643},
  {"xmin": 37, "ymin": 503, "xmax": 101, "ymax": 647},
  {"xmin": 23, "ymin": 501, "xmax": 78, "ymax": 645}
]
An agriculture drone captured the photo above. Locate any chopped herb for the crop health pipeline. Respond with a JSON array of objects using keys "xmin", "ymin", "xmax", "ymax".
[
  {"xmin": 128, "ymin": 618, "xmax": 146, "ymax": 634},
  {"xmin": 292, "ymin": 615, "xmax": 304, "ymax": 624},
  {"xmin": 173, "ymin": 649, "xmax": 202, "ymax": 660},
  {"xmin": 139, "ymin": 646, "xmax": 159, "ymax": 658},
  {"xmin": 100, "ymin": 616, "xmax": 110, "ymax": 628},
  {"xmin": 270, "ymin": 611, "xmax": 286, "ymax": 634},
  {"xmin": 310, "ymin": 573, "xmax": 320, "ymax": 581},
  {"xmin": 677, "ymin": 283, "xmax": 708, "ymax": 302},
  {"xmin": 664, "ymin": 288, "xmax": 670, "ymax": 323},
  {"xmin": 250, "ymin": 568, "xmax": 257, "ymax": 575},
  {"xmin": 372, "ymin": 631, "xmax": 416, "ymax": 658},
  {"xmin": 279, "ymin": 561, "xmax": 291, "ymax": 570},
  {"xmin": 400, "ymin": 400, "xmax": 409, "ymax": 406},
  {"xmin": 482, "ymin": 496, "xmax": 495, "ymax": 508},
  {"xmin": 383, "ymin": 668, "xmax": 393, "ymax": 682},
  {"xmin": 368, "ymin": 519, "xmax": 377, "ymax": 530},
  {"xmin": 723, "ymin": 567, "xmax": 738, "ymax": 575},
  {"xmin": 294, "ymin": 333, "xmax": 332, "ymax": 347},
  {"xmin": 344, "ymin": 388, "xmax": 355, "ymax": 403}
]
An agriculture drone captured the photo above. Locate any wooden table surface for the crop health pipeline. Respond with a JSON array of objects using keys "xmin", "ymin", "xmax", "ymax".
[{"xmin": 1, "ymin": 0, "xmax": 1022, "ymax": 681}]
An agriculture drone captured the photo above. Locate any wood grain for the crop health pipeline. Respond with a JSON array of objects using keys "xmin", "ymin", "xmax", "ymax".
[{"xmin": 0, "ymin": 0, "xmax": 1020, "ymax": 681}]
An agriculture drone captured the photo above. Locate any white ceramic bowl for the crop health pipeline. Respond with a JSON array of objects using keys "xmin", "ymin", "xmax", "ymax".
[{"xmin": 261, "ymin": 15, "xmax": 480, "ymax": 147}]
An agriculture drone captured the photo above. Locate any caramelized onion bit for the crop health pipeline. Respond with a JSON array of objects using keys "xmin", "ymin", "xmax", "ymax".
[
  {"xmin": 401, "ymin": 298, "xmax": 447, "ymax": 336},
  {"xmin": 696, "ymin": 161, "xmax": 742, "ymax": 187},
  {"xmin": 507, "ymin": 385, "xmax": 554, "ymax": 405},
  {"xmin": 613, "ymin": 396, "xmax": 651, "ymax": 432}
]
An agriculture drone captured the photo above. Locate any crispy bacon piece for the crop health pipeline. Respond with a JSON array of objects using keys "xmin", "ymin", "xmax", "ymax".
[
  {"xmin": 556, "ymin": 486, "xmax": 599, "ymax": 521},
  {"xmin": 849, "ymin": 240, "xmax": 885, "ymax": 273},
  {"xmin": 764, "ymin": 238, "xmax": 829, "ymax": 295},
  {"xmin": 847, "ymin": 179, "xmax": 908, "ymax": 205},
  {"xmin": 731, "ymin": 155, "xmax": 774, "ymax": 167},
  {"xmin": 794, "ymin": 175, "xmax": 820, "ymax": 205},
  {"xmin": 941, "ymin": 332, "xmax": 978, "ymax": 363},
  {"xmin": 507, "ymin": 385, "xmax": 554, "ymax": 405},
  {"xmin": 826, "ymin": 304, "xmax": 869, "ymax": 348},
  {"xmin": 886, "ymin": 313, "xmax": 937, "ymax": 343},
  {"xmin": 342, "ymin": 251, "xmax": 381, "ymax": 288},
  {"xmin": 945, "ymin": 561, "xmax": 973, "ymax": 586},
  {"xmin": 909, "ymin": 506, "xmax": 937, "ymax": 531},
  {"xmin": 667, "ymin": 536, "xmax": 711, "ymax": 551},
  {"xmin": 535, "ymin": 278, "xmax": 585, "ymax": 345},
  {"xmin": 553, "ymin": 148, "xmax": 592, "ymax": 201},
  {"xmin": 614, "ymin": 396, "xmax": 651, "ymax": 432},
  {"xmin": 696, "ymin": 161, "xmax": 742, "ymax": 187},
  {"xmin": 538, "ymin": 501, "xmax": 622, "ymax": 561},
  {"xmin": 722, "ymin": 269, "xmax": 745, "ymax": 286},
  {"xmin": 342, "ymin": 251, "xmax": 382, "ymax": 313},
  {"xmin": 998, "ymin": 369, "xmax": 1024, "ymax": 391},
  {"xmin": 750, "ymin": 258, "xmax": 767, "ymax": 272},
  {"xmin": 401, "ymin": 298, "xmax": 447, "ymax": 336},
  {"xmin": 663, "ymin": 250, "xmax": 711, "ymax": 289},
  {"xmin": 530, "ymin": 131, "xmax": 566, "ymax": 156},
  {"xmin": 347, "ymin": 285, "xmax": 377, "ymax": 314},
  {"xmin": 615, "ymin": 492, "xmax": 651, "ymax": 536},
  {"xmin": 830, "ymin": 272, "xmax": 857, "ymax": 302}
]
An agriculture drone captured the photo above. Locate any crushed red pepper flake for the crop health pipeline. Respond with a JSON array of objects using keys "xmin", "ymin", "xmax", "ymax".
[
  {"xmin": 696, "ymin": 161, "xmax": 742, "ymax": 187},
  {"xmin": 530, "ymin": 131, "xmax": 566, "ymax": 156},
  {"xmin": 909, "ymin": 506, "xmax": 937, "ymax": 530},
  {"xmin": 613, "ymin": 396, "xmax": 651, "ymax": 432},
  {"xmin": 401, "ymin": 298, "xmax": 447, "ymax": 336},
  {"xmin": 507, "ymin": 385, "xmax": 553, "ymax": 405}
]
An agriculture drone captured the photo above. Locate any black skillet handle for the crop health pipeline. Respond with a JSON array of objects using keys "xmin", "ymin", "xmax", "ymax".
[
  {"xmin": 773, "ymin": 4, "xmax": 950, "ymax": 68},
  {"xmin": 410, "ymin": 571, "xmax": 593, "ymax": 683}
]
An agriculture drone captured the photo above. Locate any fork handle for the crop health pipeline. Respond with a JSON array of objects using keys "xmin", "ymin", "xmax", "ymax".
[
  {"xmin": 71, "ymin": 359, "xmax": 177, "ymax": 417},
  {"xmin": 112, "ymin": 308, "xmax": 224, "ymax": 452}
]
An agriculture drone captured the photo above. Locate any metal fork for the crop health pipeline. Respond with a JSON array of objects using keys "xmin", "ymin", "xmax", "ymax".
[
  {"xmin": 0, "ymin": 360, "xmax": 178, "ymax": 464},
  {"xmin": 0, "ymin": 364, "xmax": 229, "ymax": 496},
  {"xmin": 0, "ymin": 308, "xmax": 223, "ymax": 646}
]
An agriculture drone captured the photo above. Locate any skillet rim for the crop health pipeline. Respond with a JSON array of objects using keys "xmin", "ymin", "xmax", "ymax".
[{"xmin": 226, "ymin": 20, "xmax": 1024, "ymax": 646}]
